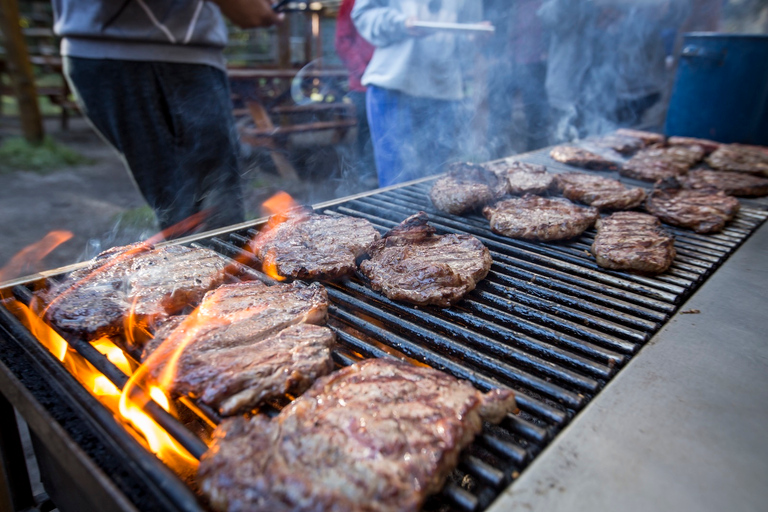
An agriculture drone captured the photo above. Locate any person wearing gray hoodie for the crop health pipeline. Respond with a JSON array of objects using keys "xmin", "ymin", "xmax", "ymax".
[{"xmin": 52, "ymin": 0, "xmax": 280, "ymax": 236}]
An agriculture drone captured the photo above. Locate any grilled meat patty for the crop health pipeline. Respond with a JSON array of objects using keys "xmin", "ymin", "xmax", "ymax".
[
  {"xmin": 591, "ymin": 212, "xmax": 676, "ymax": 274},
  {"xmin": 678, "ymin": 169, "xmax": 768, "ymax": 197},
  {"xmin": 620, "ymin": 145, "xmax": 705, "ymax": 182},
  {"xmin": 429, "ymin": 162, "xmax": 506, "ymax": 214},
  {"xmin": 555, "ymin": 172, "xmax": 646, "ymax": 210},
  {"xmin": 667, "ymin": 136, "xmax": 720, "ymax": 154},
  {"xmin": 645, "ymin": 183, "xmax": 740, "ymax": 234},
  {"xmin": 35, "ymin": 243, "xmax": 228, "ymax": 342},
  {"xmin": 488, "ymin": 160, "xmax": 555, "ymax": 195},
  {"xmin": 359, "ymin": 212, "xmax": 491, "ymax": 307},
  {"xmin": 483, "ymin": 195, "xmax": 599, "ymax": 241},
  {"xmin": 198, "ymin": 358, "xmax": 517, "ymax": 512},
  {"xmin": 250, "ymin": 206, "xmax": 381, "ymax": 280},
  {"xmin": 593, "ymin": 133, "xmax": 644, "ymax": 155},
  {"xmin": 550, "ymin": 145, "xmax": 619, "ymax": 171},
  {"xmin": 705, "ymin": 144, "xmax": 768, "ymax": 175},
  {"xmin": 615, "ymin": 128, "xmax": 666, "ymax": 146},
  {"xmin": 143, "ymin": 281, "xmax": 333, "ymax": 416}
]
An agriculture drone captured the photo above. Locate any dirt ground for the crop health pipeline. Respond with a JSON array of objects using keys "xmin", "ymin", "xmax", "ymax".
[{"xmin": 0, "ymin": 116, "xmax": 377, "ymax": 278}]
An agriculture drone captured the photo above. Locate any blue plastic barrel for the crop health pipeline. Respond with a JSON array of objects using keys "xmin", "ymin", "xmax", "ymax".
[{"xmin": 664, "ymin": 33, "xmax": 768, "ymax": 145}]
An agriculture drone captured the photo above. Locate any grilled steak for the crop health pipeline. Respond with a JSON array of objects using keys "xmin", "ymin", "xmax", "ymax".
[
  {"xmin": 143, "ymin": 281, "xmax": 334, "ymax": 416},
  {"xmin": 249, "ymin": 206, "xmax": 381, "ymax": 280},
  {"xmin": 620, "ymin": 145, "xmax": 705, "ymax": 182},
  {"xmin": 667, "ymin": 136, "xmax": 720, "ymax": 154},
  {"xmin": 429, "ymin": 162, "xmax": 506, "ymax": 214},
  {"xmin": 615, "ymin": 128, "xmax": 666, "ymax": 146},
  {"xmin": 487, "ymin": 160, "xmax": 555, "ymax": 195},
  {"xmin": 645, "ymin": 181, "xmax": 740, "ymax": 234},
  {"xmin": 359, "ymin": 212, "xmax": 491, "ymax": 307},
  {"xmin": 35, "ymin": 243, "xmax": 228, "ymax": 342},
  {"xmin": 198, "ymin": 358, "xmax": 517, "ymax": 512},
  {"xmin": 555, "ymin": 173, "xmax": 646, "ymax": 210},
  {"xmin": 593, "ymin": 133, "xmax": 644, "ymax": 155},
  {"xmin": 678, "ymin": 169, "xmax": 768, "ymax": 197},
  {"xmin": 550, "ymin": 145, "xmax": 619, "ymax": 171},
  {"xmin": 591, "ymin": 212, "xmax": 676, "ymax": 274},
  {"xmin": 705, "ymin": 144, "xmax": 768, "ymax": 175},
  {"xmin": 483, "ymin": 195, "xmax": 599, "ymax": 241}
]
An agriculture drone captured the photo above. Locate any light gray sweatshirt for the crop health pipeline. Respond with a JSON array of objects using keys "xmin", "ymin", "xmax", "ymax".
[
  {"xmin": 352, "ymin": 0, "xmax": 482, "ymax": 101},
  {"xmin": 52, "ymin": 0, "xmax": 228, "ymax": 71}
]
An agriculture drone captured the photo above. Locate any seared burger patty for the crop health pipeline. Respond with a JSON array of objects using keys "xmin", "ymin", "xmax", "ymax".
[
  {"xmin": 429, "ymin": 162, "xmax": 506, "ymax": 214},
  {"xmin": 198, "ymin": 358, "xmax": 517, "ymax": 512},
  {"xmin": 483, "ymin": 195, "xmax": 599, "ymax": 241},
  {"xmin": 36, "ymin": 243, "xmax": 228, "ymax": 342},
  {"xmin": 593, "ymin": 133, "xmax": 644, "ymax": 155},
  {"xmin": 359, "ymin": 212, "xmax": 491, "ymax": 307},
  {"xmin": 705, "ymin": 144, "xmax": 768, "ymax": 175},
  {"xmin": 487, "ymin": 160, "xmax": 555, "ymax": 195},
  {"xmin": 555, "ymin": 172, "xmax": 646, "ymax": 210},
  {"xmin": 645, "ymin": 186, "xmax": 740, "ymax": 234},
  {"xmin": 250, "ymin": 206, "xmax": 380, "ymax": 280},
  {"xmin": 615, "ymin": 128, "xmax": 666, "ymax": 146},
  {"xmin": 143, "ymin": 281, "xmax": 333, "ymax": 416},
  {"xmin": 678, "ymin": 169, "xmax": 768, "ymax": 197},
  {"xmin": 591, "ymin": 212, "xmax": 676, "ymax": 274},
  {"xmin": 667, "ymin": 136, "xmax": 720, "ymax": 154},
  {"xmin": 550, "ymin": 145, "xmax": 619, "ymax": 171},
  {"xmin": 620, "ymin": 146, "xmax": 705, "ymax": 182}
]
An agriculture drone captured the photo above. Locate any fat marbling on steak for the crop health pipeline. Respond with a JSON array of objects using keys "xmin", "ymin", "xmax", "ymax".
[
  {"xmin": 591, "ymin": 212, "xmax": 676, "ymax": 274},
  {"xmin": 705, "ymin": 144, "xmax": 768, "ymax": 175},
  {"xmin": 620, "ymin": 145, "xmax": 705, "ymax": 182},
  {"xmin": 485, "ymin": 160, "xmax": 555, "ymax": 195},
  {"xmin": 359, "ymin": 212, "xmax": 491, "ymax": 307},
  {"xmin": 645, "ymin": 180, "xmax": 740, "ymax": 234},
  {"xmin": 429, "ymin": 162, "xmax": 506, "ymax": 214},
  {"xmin": 35, "ymin": 243, "xmax": 229, "ymax": 342},
  {"xmin": 678, "ymin": 169, "xmax": 768, "ymax": 197},
  {"xmin": 143, "ymin": 280, "xmax": 334, "ymax": 416},
  {"xmin": 249, "ymin": 206, "xmax": 380, "ymax": 280},
  {"xmin": 555, "ymin": 172, "xmax": 646, "ymax": 210},
  {"xmin": 550, "ymin": 145, "xmax": 619, "ymax": 171},
  {"xmin": 198, "ymin": 358, "xmax": 517, "ymax": 512},
  {"xmin": 483, "ymin": 194, "xmax": 599, "ymax": 241}
]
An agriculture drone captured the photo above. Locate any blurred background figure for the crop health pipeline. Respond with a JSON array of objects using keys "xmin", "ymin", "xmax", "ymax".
[
  {"xmin": 484, "ymin": 0, "xmax": 550, "ymax": 159},
  {"xmin": 352, "ymin": 0, "xmax": 484, "ymax": 187},
  {"xmin": 335, "ymin": 0, "xmax": 378, "ymax": 187}
]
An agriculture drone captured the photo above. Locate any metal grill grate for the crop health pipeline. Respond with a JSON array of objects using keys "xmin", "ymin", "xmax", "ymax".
[{"xmin": 1, "ymin": 149, "xmax": 766, "ymax": 512}]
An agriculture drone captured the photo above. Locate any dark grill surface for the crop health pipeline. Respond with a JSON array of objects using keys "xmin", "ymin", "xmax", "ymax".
[{"xmin": 2, "ymin": 146, "xmax": 767, "ymax": 512}]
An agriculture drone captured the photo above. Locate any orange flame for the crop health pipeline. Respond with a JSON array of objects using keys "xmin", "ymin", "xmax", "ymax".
[
  {"xmin": 260, "ymin": 190, "xmax": 297, "ymax": 219},
  {"xmin": 0, "ymin": 231, "xmax": 73, "ymax": 295}
]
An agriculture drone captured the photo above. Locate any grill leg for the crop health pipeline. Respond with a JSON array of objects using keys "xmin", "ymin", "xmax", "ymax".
[{"xmin": 0, "ymin": 392, "xmax": 34, "ymax": 512}]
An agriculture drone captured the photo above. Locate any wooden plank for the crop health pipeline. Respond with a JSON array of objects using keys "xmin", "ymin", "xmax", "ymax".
[{"xmin": 0, "ymin": 0, "xmax": 44, "ymax": 142}]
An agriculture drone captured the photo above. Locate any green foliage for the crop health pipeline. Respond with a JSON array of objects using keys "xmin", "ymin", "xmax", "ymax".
[{"xmin": 0, "ymin": 135, "xmax": 90, "ymax": 173}]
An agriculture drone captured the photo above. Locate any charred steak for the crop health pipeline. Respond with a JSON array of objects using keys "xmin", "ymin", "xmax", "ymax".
[
  {"xmin": 645, "ymin": 184, "xmax": 740, "ymax": 234},
  {"xmin": 487, "ymin": 160, "xmax": 555, "ymax": 195},
  {"xmin": 483, "ymin": 195, "xmax": 599, "ymax": 241},
  {"xmin": 250, "ymin": 206, "xmax": 380, "ymax": 280},
  {"xmin": 35, "ymin": 243, "xmax": 228, "ymax": 342},
  {"xmin": 593, "ymin": 133, "xmax": 644, "ymax": 155},
  {"xmin": 143, "ymin": 281, "xmax": 334, "ymax": 416},
  {"xmin": 620, "ymin": 145, "xmax": 705, "ymax": 182},
  {"xmin": 591, "ymin": 212, "xmax": 676, "ymax": 274},
  {"xmin": 550, "ymin": 145, "xmax": 619, "ymax": 171},
  {"xmin": 198, "ymin": 358, "xmax": 517, "ymax": 512},
  {"xmin": 667, "ymin": 136, "xmax": 720, "ymax": 154},
  {"xmin": 359, "ymin": 212, "xmax": 491, "ymax": 307},
  {"xmin": 555, "ymin": 173, "xmax": 646, "ymax": 210},
  {"xmin": 678, "ymin": 169, "xmax": 768, "ymax": 197},
  {"xmin": 705, "ymin": 144, "xmax": 768, "ymax": 175},
  {"xmin": 429, "ymin": 162, "xmax": 506, "ymax": 214},
  {"xmin": 615, "ymin": 128, "xmax": 666, "ymax": 146}
]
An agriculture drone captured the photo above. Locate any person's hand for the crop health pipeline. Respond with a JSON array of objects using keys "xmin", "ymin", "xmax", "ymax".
[{"xmin": 212, "ymin": 0, "xmax": 283, "ymax": 29}]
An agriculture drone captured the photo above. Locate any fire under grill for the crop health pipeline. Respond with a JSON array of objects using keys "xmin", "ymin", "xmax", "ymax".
[{"xmin": 1, "ymin": 147, "xmax": 767, "ymax": 512}]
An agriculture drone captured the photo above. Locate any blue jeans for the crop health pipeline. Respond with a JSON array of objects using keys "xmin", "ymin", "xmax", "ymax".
[{"xmin": 366, "ymin": 85, "xmax": 458, "ymax": 187}]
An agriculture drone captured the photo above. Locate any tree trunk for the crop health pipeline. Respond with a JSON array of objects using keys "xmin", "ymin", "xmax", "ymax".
[{"xmin": 0, "ymin": 0, "xmax": 44, "ymax": 143}]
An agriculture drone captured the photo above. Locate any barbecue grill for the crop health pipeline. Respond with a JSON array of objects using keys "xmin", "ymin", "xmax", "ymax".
[{"xmin": 0, "ymin": 146, "xmax": 766, "ymax": 512}]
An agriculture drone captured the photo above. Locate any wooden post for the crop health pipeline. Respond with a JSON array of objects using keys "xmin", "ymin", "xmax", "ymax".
[
  {"xmin": 277, "ymin": 15, "xmax": 291, "ymax": 69},
  {"xmin": 0, "ymin": 0, "xmax": 44, "ymax": 143}
]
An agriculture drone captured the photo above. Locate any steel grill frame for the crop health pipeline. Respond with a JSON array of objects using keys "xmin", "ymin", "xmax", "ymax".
[{"xmin": 0, "ymin": 146, "xmax": 766, "ymax": 512}]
